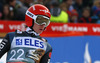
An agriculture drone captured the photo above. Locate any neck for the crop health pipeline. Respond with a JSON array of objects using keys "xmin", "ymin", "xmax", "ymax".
[{"xmin": 26, "ymin": 27, "xmax": 39, "ymax": 36}]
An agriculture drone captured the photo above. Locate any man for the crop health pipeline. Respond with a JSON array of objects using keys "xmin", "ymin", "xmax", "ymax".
[{"xmin": 0, "ymin": 4, "xmax": 52, "ymax": 63}]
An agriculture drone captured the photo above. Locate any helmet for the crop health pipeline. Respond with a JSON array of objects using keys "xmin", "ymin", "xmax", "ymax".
[{"xmin": 25, "ymin": 4, "xmax": 51, "ymax": 27}]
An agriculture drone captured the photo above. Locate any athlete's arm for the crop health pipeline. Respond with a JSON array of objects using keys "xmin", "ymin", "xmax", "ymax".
[
  {"xmin": 40, "ymin": 49, "xmax": 52, "ymax": 63},
  {"xmin": 0, "ymin": 34, "xmax": 10, "ymax": 58}
]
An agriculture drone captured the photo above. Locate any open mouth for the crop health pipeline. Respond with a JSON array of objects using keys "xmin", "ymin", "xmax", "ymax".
[{"xmin": 39, "ymin": 29, "xmax": 43, "ymax": 30}]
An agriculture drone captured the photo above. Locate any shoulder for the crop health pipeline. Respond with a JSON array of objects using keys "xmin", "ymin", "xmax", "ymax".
[
  {"xmin": 7, "ymin": 30, "xmax": 23, "ymax": 36},
  {"xmin": 3, "ymin": 32, "xmax": 15, "ymax": 42},
  {"xmin": 37, "ymin": 35, "xmax": 47, "ymax": 42},
  {"xmin": 41, "ymin": 38, "xmax": 47, "ymax": 42},
  {"xmin": 46, "ymin": 42, "xmax": 52, "ymax": 53},
  {"xmin": 7, "ymin": 32, "xmax": 15, "ymax": 35},
  {"xmin": 38, "ymin": 37, "xmax": 52, "ymax": 49},
  {"xmin": 6, "ymin": 30, "xmax": 27, "ymax": 38},
  {"xmin": 6, "ymin": 32, "xmax": 15, "ymax": 37},
  {"xmin": 14, "ymin": 30, "xmax": 29, "ymax": 36},
  {"xmin": 40, "ymin": 37, "xmax": 51, "ymax": 48}
]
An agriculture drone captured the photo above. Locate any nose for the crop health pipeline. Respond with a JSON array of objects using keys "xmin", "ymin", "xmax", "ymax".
[{"xmin": 41, "ymin": 24, "xmax": 45, "ymax": 27}]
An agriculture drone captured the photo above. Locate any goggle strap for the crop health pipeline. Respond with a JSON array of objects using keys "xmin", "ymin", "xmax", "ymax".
[
  {"xmin": 41, "ymin": 15, "xmax": 50, "ymax": 19},
  {"xmin": 26, "ymin": 10, "xmax": 37, "ymax": 20},
  {"xmin": 26, "ymin": 11, "xmax": 50, "ymax": 20}
]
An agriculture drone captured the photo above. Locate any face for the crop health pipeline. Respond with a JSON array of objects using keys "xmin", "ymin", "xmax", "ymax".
[
  {"xmin": 71, "ymin": 16, "xmax": 78, "ymax": 21},
  {"xmin": 83, "ymin": 10, "xmax": 90, "ymax": 18},
  {"xmin": 76, "ymin": 0, "xmax": 82, "ymax": 4},
  {"xmin": 10, "ymin": 0, "xmax": 16, "ymax": 7},
  {"xmin": 3, "ymin": 5, "xmax": 9, "ymax": 16},
  {"xmin": 66, "ymin": 0, "xmax": 73, "ymax": 5},
  {"xmin": 33, "ymin": 22, "xmax": 45, "ymax": 34},
  {"xmin": 33, "ymin": 16, "xmax": 50, "ymax": 34}
]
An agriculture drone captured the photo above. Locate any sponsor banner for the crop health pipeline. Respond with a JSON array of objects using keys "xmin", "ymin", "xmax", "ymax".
[
  {"xmin": 0, "ymin": 20, "xmax": 26, "ymax": 33},
  {"xmin": 45, "ymin": 36, "xmax": 100, "ymax": 63},
  {"xmin": 42, "ymin": 23, "xmax": 100, "ymax": 37},
  {"xmin": 1, "ymin": 20, "xmax": 100, "ymax": 37},
  {"xmin": 0, "ymin": 21, "xmax": 6, "ymax": 32},
  {"xmin": 6, "ymin": 21, "xmax": 26, "ymax": 32}
]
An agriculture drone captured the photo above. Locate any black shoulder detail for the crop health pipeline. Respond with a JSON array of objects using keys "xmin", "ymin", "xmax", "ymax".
[{"xmin": 0, "ymin": 33, "xmax": 11, "ymax": 58}]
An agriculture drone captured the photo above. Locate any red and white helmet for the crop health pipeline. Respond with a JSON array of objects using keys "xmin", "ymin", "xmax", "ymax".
[{"xmin": 25, "ymin": 4, "xmax": 51, "ymax": 27}]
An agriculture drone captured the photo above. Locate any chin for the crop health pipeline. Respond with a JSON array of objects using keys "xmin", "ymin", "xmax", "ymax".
[{"xmin": 38, "ymin": 31, "xmax": 43, "ymax": 34}]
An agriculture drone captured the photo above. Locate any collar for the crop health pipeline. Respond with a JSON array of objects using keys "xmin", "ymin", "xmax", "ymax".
[{"xmin": 26, "ymin": 27, "xmax": 39, "ymax": 36}]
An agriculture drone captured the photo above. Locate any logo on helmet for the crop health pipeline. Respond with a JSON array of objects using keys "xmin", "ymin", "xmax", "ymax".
[{"xmin": 40, "ymin": 10, "xmax": 49, "ymax": 13}]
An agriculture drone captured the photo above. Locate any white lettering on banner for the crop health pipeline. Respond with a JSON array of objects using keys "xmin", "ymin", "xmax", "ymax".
[
  {"xmin": 84, "ymin": 43, "xmax": 91, "ymax": 63},
  {"xmin": 9, "ymin": 23, "xmax": 26, "ymax": 31},
  {"xmin": 84, "ymin": 43, "xmax": 100, "ymax": 63},
  {"xmin": 0, "ymin": 24, "xmax": 4, "ymax": 29},
  {"xmin": 51, "ymin": 24, "xmax": 88, "ymax": 32},
  {"xmin": 92, "ymin": 27, "xmax": 100, "ymax": 32}
]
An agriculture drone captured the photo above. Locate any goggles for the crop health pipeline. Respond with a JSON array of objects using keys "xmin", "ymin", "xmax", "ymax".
[
  {"xmin": 34, "ymin": 15, "xmax": 50, "ymax": 27},
  {"xmin": 26, "ymin": 11, "xmax": 50, "ymax": 27}
]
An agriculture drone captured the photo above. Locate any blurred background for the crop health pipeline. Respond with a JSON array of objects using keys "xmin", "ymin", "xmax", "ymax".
[
  {"xmin": 0, "ymin": 0, "xmax": 98, "ymax": 23},
  {"xmin": 1, "ymin": 0, "xmax": 100, "ymax": 63}
]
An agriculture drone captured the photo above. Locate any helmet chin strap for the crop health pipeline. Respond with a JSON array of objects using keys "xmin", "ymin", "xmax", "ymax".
[
  {"xmin": 43, "ymin": 27, "xmax": 46, "ymax": 31},
  {"xmin": 30, "ymin": 20, "xmax": 34, "ymax": 31}
]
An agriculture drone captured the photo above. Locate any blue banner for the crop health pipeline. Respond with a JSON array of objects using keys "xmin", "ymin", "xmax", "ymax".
[{"xmin": 45, "ymin": 36, "xmax": 100, "ymax": 63}]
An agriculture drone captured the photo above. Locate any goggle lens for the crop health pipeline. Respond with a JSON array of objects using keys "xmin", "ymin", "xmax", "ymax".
[{"xmin": 35, "ymin": 15, "xmax": 50, "ymax": 27}]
